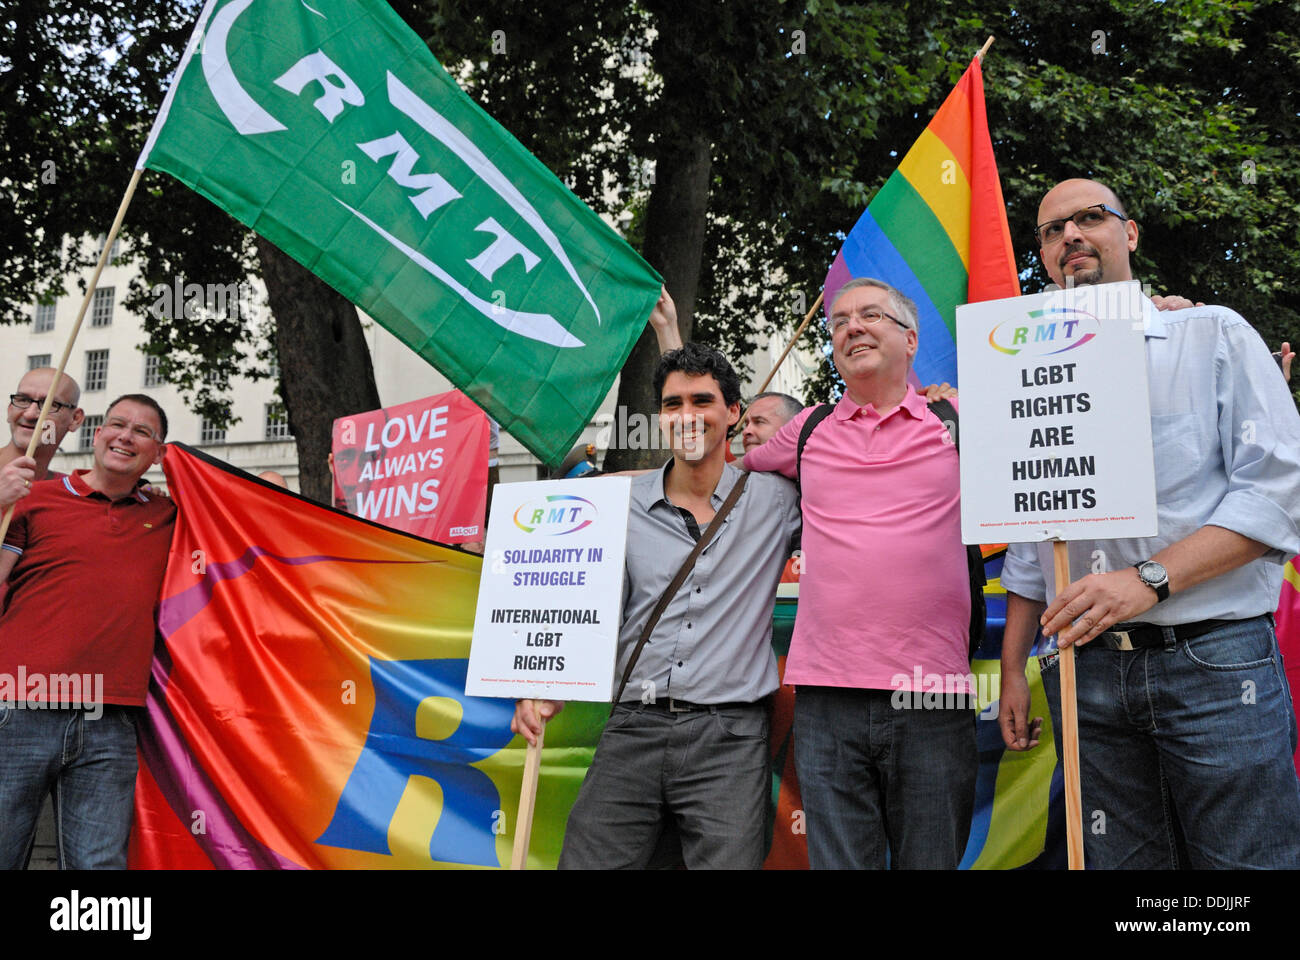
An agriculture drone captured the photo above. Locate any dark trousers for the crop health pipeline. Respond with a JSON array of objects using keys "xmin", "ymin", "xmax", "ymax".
[
  {"xmin": 1041, "ymin": 616, "xmax": 1300, "ymax": 868},
  {"xmin": 559, "ymin": 701, "xmax": 771, "ymax": 869},
  {"xmin": 794, "ymin": 685, "xmax": 977, "ymax": 869},
  {"xmin": 0, "ymin": 704, "xmax": 139, "ymax": 870}
]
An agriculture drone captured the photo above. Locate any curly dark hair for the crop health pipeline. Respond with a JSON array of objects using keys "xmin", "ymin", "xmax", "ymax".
[{"xmin": 653, "ymin": 342, "xmax": 742, "ymax": 408}]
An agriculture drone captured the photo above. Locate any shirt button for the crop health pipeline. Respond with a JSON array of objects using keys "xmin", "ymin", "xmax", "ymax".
[
  {"xmin": 687, "ymin": 623, "xmax": 692, "ymax": 629},
  {"xmin": 677, "ymin": 661, "xmax": 683, "ymax": 667},
  {"xmin": 695, "ymin": 587, "xmax": 701, "ymax": 593}
]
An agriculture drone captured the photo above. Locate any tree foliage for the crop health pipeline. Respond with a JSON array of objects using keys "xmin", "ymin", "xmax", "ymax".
[
  {"xmin": 424, "ymin": 0, "xmax": 1298, "ymax": 413},
  {"xmin": 0, "ymin": 0, "xmax": 259, "ymax": 423}
]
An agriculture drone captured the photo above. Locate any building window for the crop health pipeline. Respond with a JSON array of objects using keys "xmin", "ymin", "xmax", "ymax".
[
  {"xmin": 84, "ymin": 349, "xmax": 109, "ymax": 391},
  {"xmin": 143, "ymin": 354, "xmax": 163, "ymax": 387},
  {"xmin": 79, "ymin": 415, "xmax": 103, "ymax": 452},
  {"xmin": 95, "ymin": 234, "xmax": 122, "ymax": 262},
  {"xmin": 27, "ymin": 355, "xmax": 51, "ymax": 371},
  {"xmin": 33, "ymin": 303, "xmax": 55, "ymax": 332},
  {"xmin": 199, "ymin": 418, "xmax": 226, "ymax": 445},
  {"xmin": 91, "ymin": 286, "xmax": 114, "ymax": 327},
  {"xmin": 264, "ymin": 402, "xmax": 292, "ymax": 440}
]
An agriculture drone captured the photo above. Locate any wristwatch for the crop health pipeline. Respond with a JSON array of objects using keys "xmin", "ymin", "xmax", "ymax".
[{"xmin": 1134, "ymin": 560, "xmax": 1170, "ymax": 602}]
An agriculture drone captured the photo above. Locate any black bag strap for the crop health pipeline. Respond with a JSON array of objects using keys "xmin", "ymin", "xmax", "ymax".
[
  {"xmin": 610, "ymin": 471, "xmax": 750, "ymax": 711},
  {"xmin": 928, "ymin": 397, "xmax": 960, "ymax": 452},
  {"xmin": 795, "ymin": 403, "xmax": 833, "ymax": 490},
  {"xmin": 928, "ymin": 398, "xmax": 988, "ymax": 656}
]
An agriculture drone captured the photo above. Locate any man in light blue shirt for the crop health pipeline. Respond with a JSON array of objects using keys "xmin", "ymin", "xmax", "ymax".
[{"xmin": 998, "ymin": 178, "xmax": 1300, "ymax": 868}]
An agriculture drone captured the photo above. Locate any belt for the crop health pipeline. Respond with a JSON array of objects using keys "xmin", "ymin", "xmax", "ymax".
[
  {"xmin": 1096, "ymin": 617, "xmax": 1248, "ymax": 651},
  {"xmin": 629, "ymin": 698, "xmax": 761, "ymax": 713}
]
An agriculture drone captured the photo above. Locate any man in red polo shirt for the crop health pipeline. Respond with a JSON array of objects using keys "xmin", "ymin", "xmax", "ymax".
[{"xmin": 0, "ymin": 393, "xmax": 175, "ymax": 869}]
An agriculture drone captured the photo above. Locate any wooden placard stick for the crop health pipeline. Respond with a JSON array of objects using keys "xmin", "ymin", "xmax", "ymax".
[
  {"xmin": 1053, "ymin": 540, "xmax": 1085, "ymax": 869},
  {"xmin": 0, "ymin": 168, "xmax": 144, "ymax": 544},
  {"xmin": 509, "ymin": 713, "xmax": 546, "ymax": 870}
]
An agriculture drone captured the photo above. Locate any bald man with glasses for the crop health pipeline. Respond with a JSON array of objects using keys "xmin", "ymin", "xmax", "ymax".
[
  {"xmin": 0, "ymin": 368, "xmax": 84, "ymax": 510},
  {"xmin": 999, "ymin": 178, "xmax": 1300, "ymax": 869}
]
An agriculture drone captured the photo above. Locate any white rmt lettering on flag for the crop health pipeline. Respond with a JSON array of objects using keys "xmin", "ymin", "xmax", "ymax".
[{"xmin": 136, "ymin": 0, "xmax": 662, "ymax": 466}]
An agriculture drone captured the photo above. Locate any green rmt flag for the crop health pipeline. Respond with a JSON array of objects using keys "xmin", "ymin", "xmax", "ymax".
[{"xmin": 138, "ymin": 0, "xmax": 662, "ymax": 466}]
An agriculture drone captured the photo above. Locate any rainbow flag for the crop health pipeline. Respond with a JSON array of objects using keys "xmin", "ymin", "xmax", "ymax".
[{"xmin": 824, "ymin": 55, "xmax": 1020, "ymax": 388}]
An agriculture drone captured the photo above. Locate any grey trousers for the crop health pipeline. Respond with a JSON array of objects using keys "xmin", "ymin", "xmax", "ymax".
[{"xmin": 558, "ymin": 701, "xmax": 771, "ymax": 869}]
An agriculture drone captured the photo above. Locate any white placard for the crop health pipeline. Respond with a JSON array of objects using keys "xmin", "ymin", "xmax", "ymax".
[
  {"xmin": 465, "ymin": 477, "xmax": 631, "ymax": 701},
  {"xmin": 955, "ymin": 281, "xmax": 1158, "ymax": 543}
]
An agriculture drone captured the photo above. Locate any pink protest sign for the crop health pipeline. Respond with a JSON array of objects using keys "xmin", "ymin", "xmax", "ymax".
[{"xmin": 331, "ymin": 390, "xmax": 488, "ymax": 543}]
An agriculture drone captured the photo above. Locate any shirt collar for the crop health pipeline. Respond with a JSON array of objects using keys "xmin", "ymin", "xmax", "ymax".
[
  {"xmin": 834, "ymin": 383, "xmax": 926, "ymax": 421},
  {"xmin": 1141, "ymin": 296, "xmax": 1169, "ymax": 340},
  {"xmin": 68, "ymin": 468, "xmax": 151, "ymax": 503},
  {"xmin": 643, "ymin": 457, "xmax": 741, "ymax": 509}
]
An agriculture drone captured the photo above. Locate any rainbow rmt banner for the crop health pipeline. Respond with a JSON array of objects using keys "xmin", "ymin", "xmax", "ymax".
[
  {"xmin": 825, "ymin": 54, "xmax": 1021, "ymax": 388},
  {"xmin": 130, "ymin": 445, "xmax": 1074, "ymax": 868},
  {"xmin": 131, "ymin": 443, "xmax": 606, "ymax": 868}
]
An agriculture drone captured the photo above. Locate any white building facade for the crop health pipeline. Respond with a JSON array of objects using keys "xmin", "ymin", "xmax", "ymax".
[{"xmin": 2, "ymin": 252, "xmax": 813, "ymax": 489}]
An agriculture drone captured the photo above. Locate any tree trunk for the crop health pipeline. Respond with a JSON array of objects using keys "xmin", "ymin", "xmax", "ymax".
[
  {"xmin": 256, "ymin": 238, "xmax": 381, "ymax": 504},
  {"xmin": 601, "ymin": 132, "xmax": 712, "ymax": 471}
]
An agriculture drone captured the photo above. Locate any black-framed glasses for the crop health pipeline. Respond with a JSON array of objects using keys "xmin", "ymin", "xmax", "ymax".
[
  {"xmin": 1035, "ymin": 203, "xmax": 1128, "ymax": 245},
  {"xmin": 9, "ymin": 393, "xmax": 74, "ymax": 413},
  {"xmin": 829, "ymin": 308, "xmax": 912, "ymax": 333}
]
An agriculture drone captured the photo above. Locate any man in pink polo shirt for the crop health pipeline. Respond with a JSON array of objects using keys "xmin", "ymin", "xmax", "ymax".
[{"xmin": 743, "ymin": 277, "xmax": 975, "ymax": 869}]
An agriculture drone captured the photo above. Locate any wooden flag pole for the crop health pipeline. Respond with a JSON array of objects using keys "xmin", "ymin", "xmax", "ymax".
[
  {"xmin": 734, "ymin": 290, "xmax": 824, "ymax": 435},
  {"xmin": 509, "ymin": 716, "xmax": 546, "ymax": 870},
  {"xmin": 977, "ymin": 36, "xmax": 995, "ymax": 61},
  {"xmin": 1053, "ymin": 540, "xmax": 1085, "ymax": 869},
  {"xmin": 0, "ymin": 167, "xmax": 145, "ymax": 544}
]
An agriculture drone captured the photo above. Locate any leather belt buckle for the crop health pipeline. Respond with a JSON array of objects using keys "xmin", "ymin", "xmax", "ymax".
[
  {"xmin": 667, "ymin": 698, "xmax": 695, "ymax": 713},
  {"xmin": 1101, "ymin": 629, "xmax": 1136, "ymax": 651}
]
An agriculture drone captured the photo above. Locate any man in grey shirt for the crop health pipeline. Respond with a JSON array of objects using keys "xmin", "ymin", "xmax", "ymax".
[{"xmin": 512, "ymin": 343, "xmax": 801, "ymax": 868}]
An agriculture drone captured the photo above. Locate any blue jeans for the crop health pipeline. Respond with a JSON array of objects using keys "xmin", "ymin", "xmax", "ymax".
[
  {"xmin": 559, "ymin": 702, "xmax": 771, "ymax": 869},
  {"xmin": 0, "ymin": 705, "xmax": 140, "ymax": 870},
  {"xmin": 1041, "ymin": 615, "xmax": 1300, "ymax": 869},
  {"xmin": 793, "ymin": 686, "xmax": 977, "ymax": 869}
]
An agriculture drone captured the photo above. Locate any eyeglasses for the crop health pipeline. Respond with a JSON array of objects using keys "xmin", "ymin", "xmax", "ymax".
[
  {"xmin": 829, "ymin": 308, "xmax": 913, "ymax": 333},
  {"xmin": 103, "ymin": 416, "xmax": 160, "ymax": 443},
  {"xmin": 9, "ymin": 393, "xmax": 74, "ymax": 414},
  {"xmin": 1035, "ymin": 203, "xmax": 1128, "ymax": 245}
]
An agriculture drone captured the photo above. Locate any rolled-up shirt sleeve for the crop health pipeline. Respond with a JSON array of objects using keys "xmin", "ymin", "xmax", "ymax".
[
  {"xmin": 1204, "ymin": 314, "xmax": 1300, "ymax": 560},
  {"xmin": 1001, "ymin": 541, "xmax": 1048, "ymax": 602}
]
